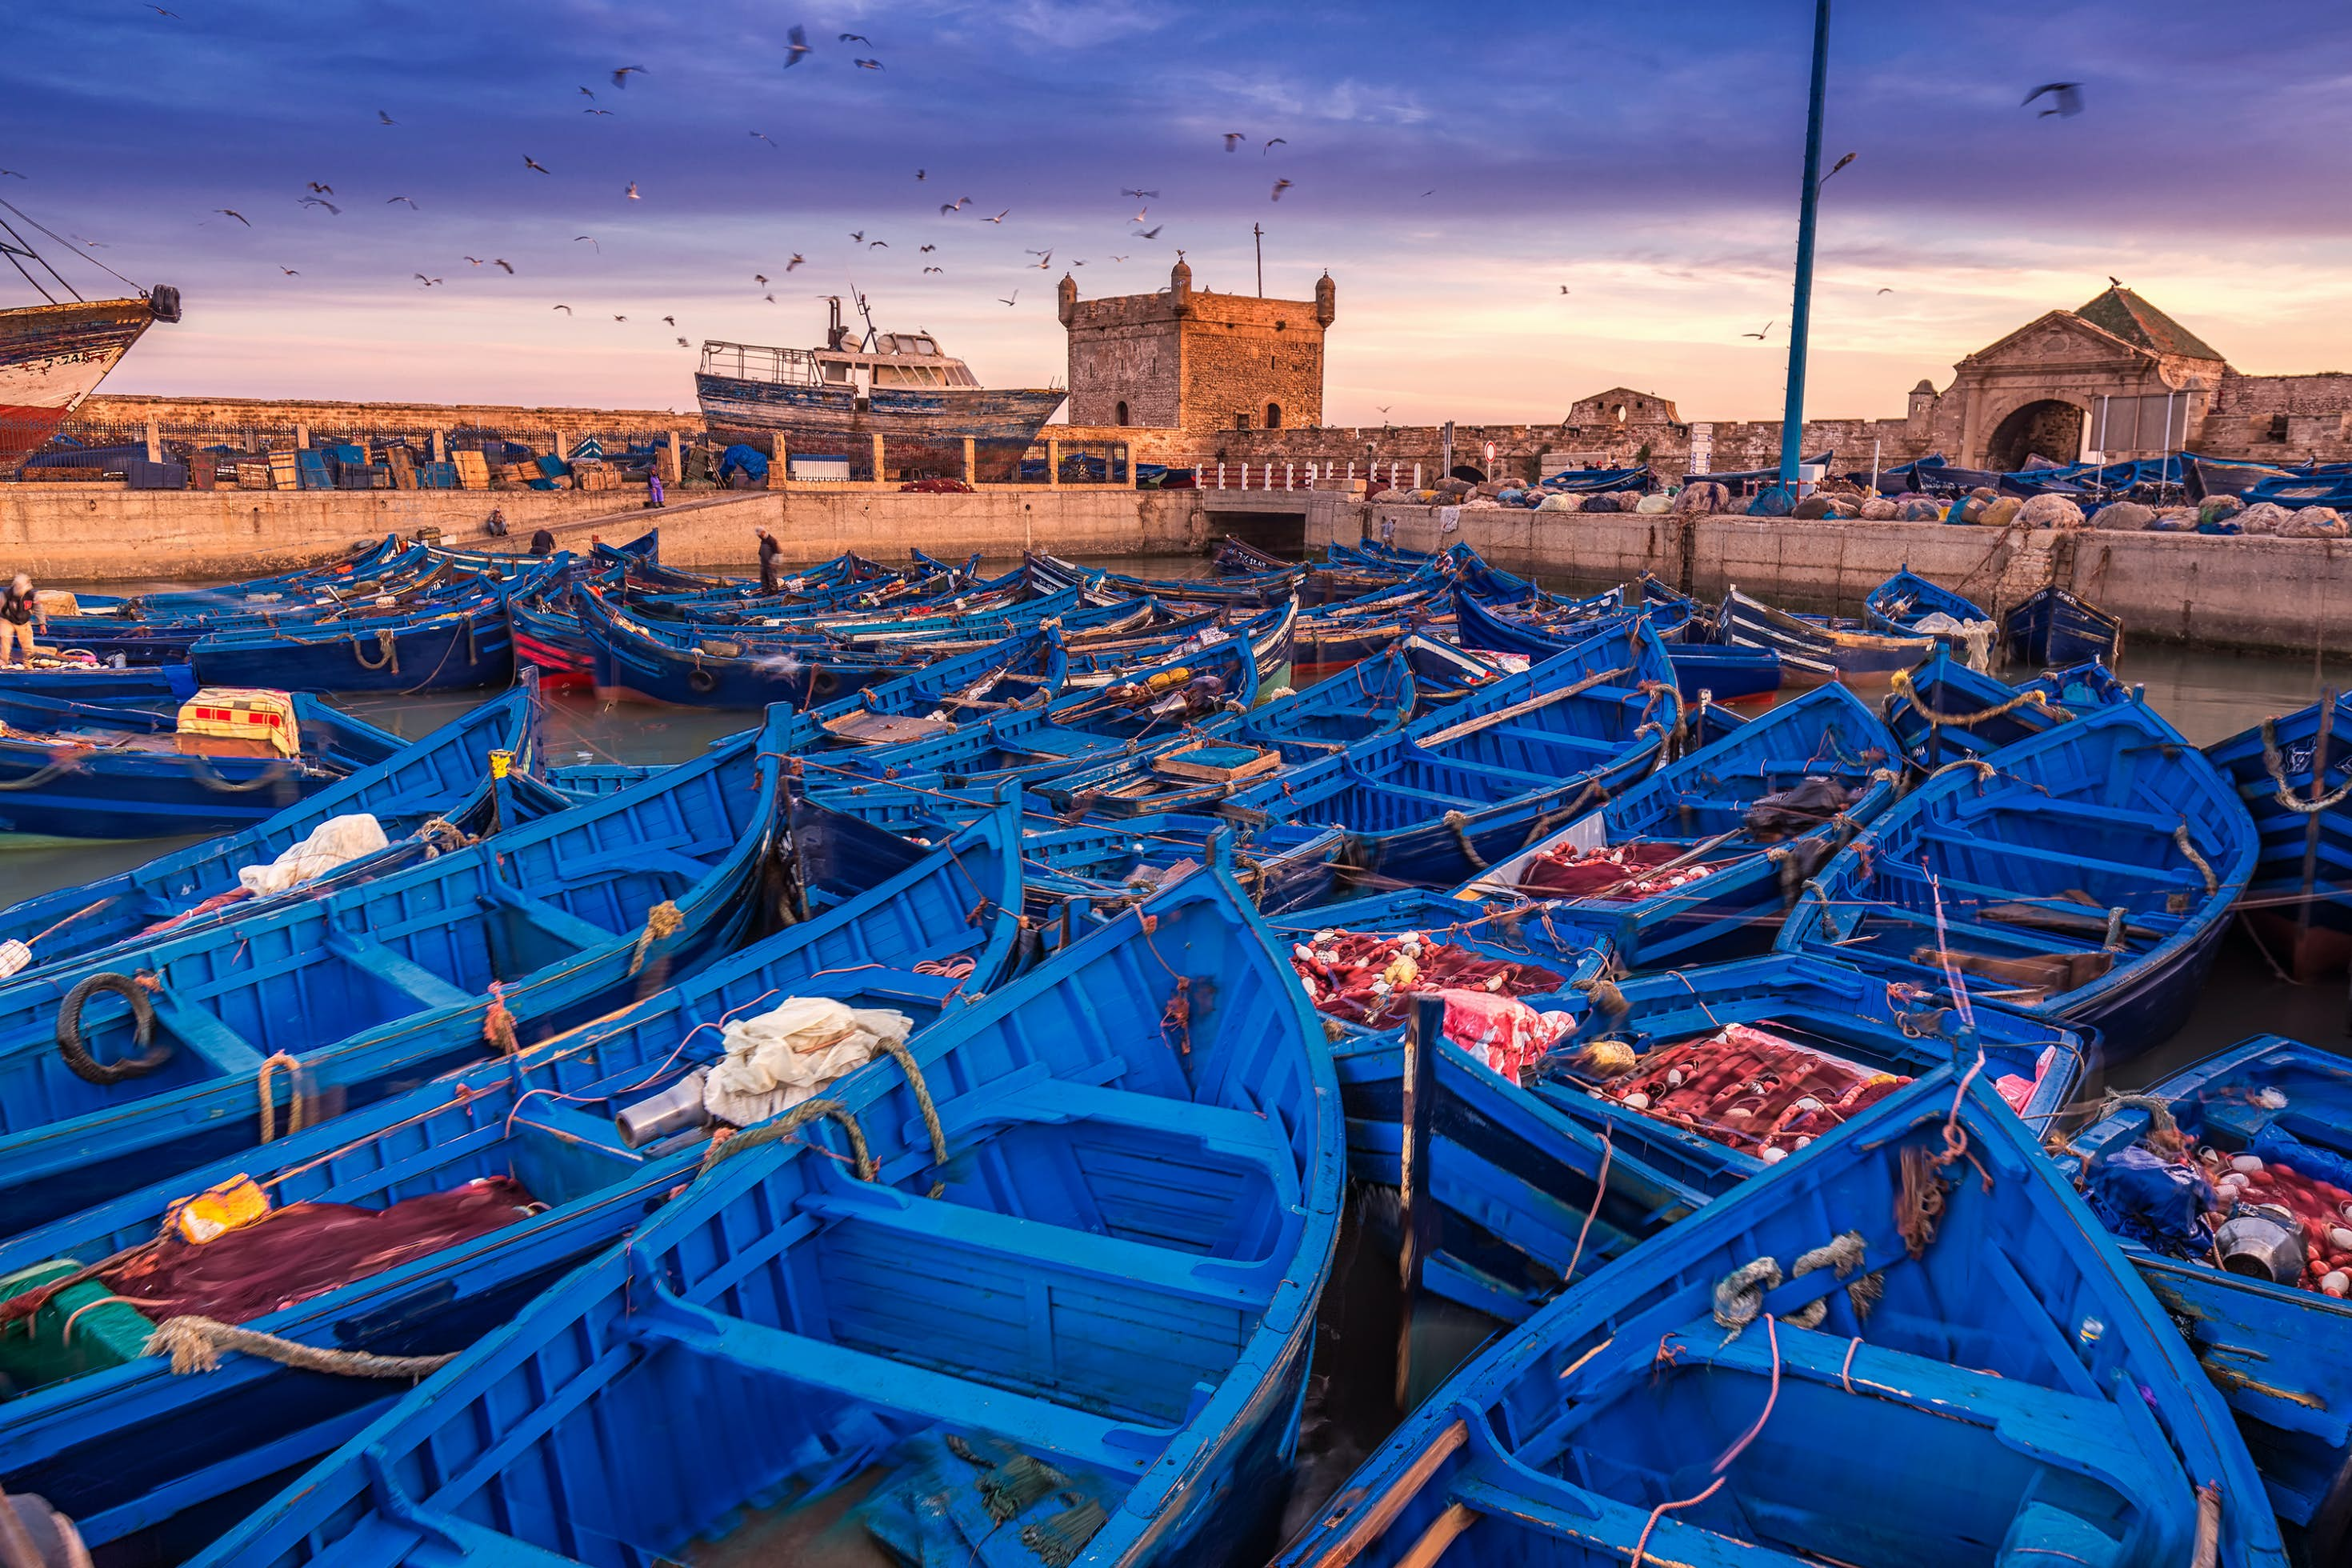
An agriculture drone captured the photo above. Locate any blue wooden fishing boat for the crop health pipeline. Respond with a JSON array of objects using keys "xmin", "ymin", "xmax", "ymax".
[
  {"xmin": 1460, "ymin": 683, "xmax": 1903, "ymax": 968},
  {"xmin": 1778, "ymin": 702, "xmax": 2258, "ymax": 1062},
  {"xmin": 189, "ymin": 861, "xmax": 1343, "ymax": 1568},
  {"xmin": 2005, "ymin": 584, "xmax": 2123, "ymax": 666},
  {"xmin": 1226, "ymin": 620, "xmax": 1679, "ymax": 890},
  {"xmin": 0, "ymin": 659, "xmax": 196, "ymax": 704},
  {"xmin": 1862, "ymin": 563, "xmax": 1992, "ymax": 646},
  {"xmin": 1017, "ymin": 817, "xmax": 1350, "ymax": 927},
  {"xmin": 0, "ymin": 807, "xmax": 1025, "ymax": 1567},
  {"xmin": 0, "ymin": 675, "xmax": 542, "ymax": 974},
  {"xmin": 1718, "ymin": 584, "xmax": 1938, "ymax": 682},
  {"xmin": 1455, "ymin": 590, "xmax": 1780, "ymax": 702},
  {"xmin": 1882, "ymin": 650, "xmax": 2108, "ymax": 770},
  {"xmin": 0, "ymin": 709, "xmax": 793, "ymax": 1234},
  {"xmin": 189, "ymin": 592, "xmax": 524, "ymax": 693},
  {"xmin": 0, "ymin": 690, "xmax": 408, "ymax": 841},
  {"xmin": 2070, "ymin": 1034, "xmax": 2352, "ymax": 1559},
  {"xmin": 581, "ymin": 586, "xmax": 922, "ymax": 706},
  {"xmin": 2205, "ymin": 692, "xmax": 2352, "ymax": 981},
  {"xmin": 1038, "ymin": 645, "xmax": 1421, "ymax": 819},
  {"xmin": 1027, "ymin": 548, "xmax": 1305, "ymax": 607},
  {"xmin": 1271, "ymin": 1064, "xmax": 2288, "ymax": 1568}
]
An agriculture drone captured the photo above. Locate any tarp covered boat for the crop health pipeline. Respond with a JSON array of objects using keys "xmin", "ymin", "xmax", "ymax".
[{"xmin": 190, "ymin": 862, "xmax": 1343, "ymax": 1568}]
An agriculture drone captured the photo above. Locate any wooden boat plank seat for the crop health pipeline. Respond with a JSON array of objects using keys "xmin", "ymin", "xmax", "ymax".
[
  {"xmin": 1441, "ymin": 725, "xmax": 1626, "ymax": 764},
  {"xmin": 473, "ymin": 884, "xmax": 620, "ymax": 954},
  {"xmin": 1872, "ymin": 862, "xmax": 2187, "ymax": 934},
  {"xmin": 322, "ymin": 929, "xmax": 479, "ymax": 1010},
  {"xmin": 1378, "ymin": 754, "xmax": 1560, "ymax": 794},
  {"xmin": 628, "ymin": 1289, "xmax": 1170, "ymax": 1475},
  {"xmin": 144, "ymin": 990, "xmax": 266, "ymax": 1076},
  {"xmin": 1960, "ymin": 790, "xmax": 2179, "ymax": 838},
  {"xmin": 1914, "ymin": 826, "xmax": 2196, "ymax": 890},
  {"xmin": 1331, "ymin": 779, "xmax": 1487, "ymax": 814},
  {"xmin": 929, "ymin": 1064, "xmax": 1301, "ymax": 1215}
]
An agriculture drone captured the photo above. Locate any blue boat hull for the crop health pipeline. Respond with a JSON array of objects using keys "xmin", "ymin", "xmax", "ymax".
[
  {"xmin": 191, "ymin": 606, "xmax": 517, "ymax": 694},
  {"xmin": 2003, "ymin": 586, "xmax": 2122, "ymax": 666}
]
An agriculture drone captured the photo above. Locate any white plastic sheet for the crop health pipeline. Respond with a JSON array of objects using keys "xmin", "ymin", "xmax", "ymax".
[
  {"xmin": 702, "ymin": 997, "xmax": 914, "ymax": 1128},
  {"xmin": 235, "ymin": 813, "xmax": 390, "ymax": 896}
]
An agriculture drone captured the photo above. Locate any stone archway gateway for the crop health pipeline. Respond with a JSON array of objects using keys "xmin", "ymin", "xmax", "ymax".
[{"xmin": 1984, "ymin": 398, "xmax": 2086, "ymax": 471}]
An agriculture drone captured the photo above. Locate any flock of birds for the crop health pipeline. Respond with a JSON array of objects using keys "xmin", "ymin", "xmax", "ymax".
[{"xmin": 56, "ymin": 11, "xmax": 2099, "ymax": 366}]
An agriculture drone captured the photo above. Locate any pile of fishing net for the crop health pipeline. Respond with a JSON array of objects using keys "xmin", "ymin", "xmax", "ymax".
[
  {"xmin": 1516, "ymin": 841, "xmax": 1714, "ymax": 900},
  {"xmin": 1288, "ymin": 928, "xmax": 1574, "ymax": 1083},
  {"xmin": 2090, "ymin": 1104, "xmax": 2352, "ymax": 1296},
  {"xmin": 1583, "ymin": 1023, "xmax": 1912, "ymax": 1160},
  {"xmin": 0, "ymin": 1176, "xmax": 538, "ymax": 1333}
]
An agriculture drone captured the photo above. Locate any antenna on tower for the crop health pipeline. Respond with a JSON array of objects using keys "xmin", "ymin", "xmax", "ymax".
[{"xmin": 1252, "ymin": 223, "xmax": 1264, "ymax": 297}]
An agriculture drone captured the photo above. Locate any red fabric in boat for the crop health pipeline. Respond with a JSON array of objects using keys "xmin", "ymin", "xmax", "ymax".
[
  {"xmin": 109, "ymin": 1177, "xmax": 534, "ymax": 1324},
  {"xmin": 1289, "ymin": 930, "xmax": 1564, "ymax": 1025},
  {"xmin": 1518, "ymin": 841, "xmax": 1700, "ymax": 900}
]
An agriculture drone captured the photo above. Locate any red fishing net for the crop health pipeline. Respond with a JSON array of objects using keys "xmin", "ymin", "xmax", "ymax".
[
  {"xmin": 1596, "ymin": 1024, "xmax": 1910, "ymax": 1159},
  {"xmin": 106, "ymin": 1177, "xmax": 535, "ymax": 1325},
  {"xmin": 1517, "ymin": 842, "xmax": 1714, "ymax": 901},
  {"xmin": 2204, "ymin": 1154, "xmax": 2352, "ymax": 1293},
  {"xmin": 1289, "ymin": 930, "xmax": 1575, "ymax": 1083}
]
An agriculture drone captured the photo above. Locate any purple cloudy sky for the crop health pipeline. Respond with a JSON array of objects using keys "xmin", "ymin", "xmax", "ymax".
[{"xmin": 9, "ymin": 0, "xmax": 2352, "ymax": 425}]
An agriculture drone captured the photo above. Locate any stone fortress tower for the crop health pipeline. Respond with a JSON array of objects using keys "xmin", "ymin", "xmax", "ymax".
[{"xmin": 1058, "ymin": 261, "xmax": 1334, "ymax": 434}]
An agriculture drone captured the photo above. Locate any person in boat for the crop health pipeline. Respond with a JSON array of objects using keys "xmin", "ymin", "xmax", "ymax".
[
  {"xmin": 0, "ymin": 574, "xmax": 42, "ymax": 667},
  {"xmin": 756, "ymin": 527, "xmax": 782, "ymax": 593},
  {"xmin": 528, "ymin": 526, "xmax": 556, "ymax": 557},
  {"xmin": 646, "ymin": 470, "xmax": 666, "ymax": 509}
]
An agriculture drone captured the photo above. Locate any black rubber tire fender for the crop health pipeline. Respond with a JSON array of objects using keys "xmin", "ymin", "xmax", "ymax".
[
  {"xmin": 56, "ymin": 971, "xmax": 173, "ymax": 1086},
  {"xmin": 687, "ymin": 666, "xmax": 718, "ymax": 695}
]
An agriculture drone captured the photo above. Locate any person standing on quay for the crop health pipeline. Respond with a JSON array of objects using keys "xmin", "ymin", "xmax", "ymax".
[
  {"xmin": 757, "ymin": 527, "xmax": 782, "ymax": 594},
  {"xmin": 0, "ymin": 575, "xmax": 43, "ymax": 667}
]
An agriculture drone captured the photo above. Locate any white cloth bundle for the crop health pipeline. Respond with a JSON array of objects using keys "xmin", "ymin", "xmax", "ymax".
[
  {"xmin": 235, "ymin": 813, "xmax": 390, "ymax": 896},
  {"xmin": 702, "ymin": 997, "xmax": 914, "ymax": 1128}
]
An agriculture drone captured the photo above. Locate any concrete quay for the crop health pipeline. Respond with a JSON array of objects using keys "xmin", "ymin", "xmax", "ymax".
[{"xmin": 5, "ymin": 479, "xmax": 2344, "ymax": 658}]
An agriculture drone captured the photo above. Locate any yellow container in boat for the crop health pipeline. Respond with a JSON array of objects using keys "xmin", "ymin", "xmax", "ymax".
[
  {"xmin": 168, "ymin": 1174, "xmax": 270, "ymax": 1244},
  {"xmin": 177, "ymin": 687, "xmax": 300, "ymax": 758}
]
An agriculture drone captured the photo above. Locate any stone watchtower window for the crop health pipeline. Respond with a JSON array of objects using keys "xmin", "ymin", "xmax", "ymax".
[
  {"xmin": 1114, "ymin": 400, "xmax": 1130, "ymax": 427},
  {"xmin": 2268, "ymin": 414, "xmax": 2290, "ymax": 442},
  {"xmin": 1235, "ymin": 412, "xmax": 1251, "ymax": 431},
  {"xmin": 1266, "ymin": 402, "xmax": 1282, "ymax": 430}
]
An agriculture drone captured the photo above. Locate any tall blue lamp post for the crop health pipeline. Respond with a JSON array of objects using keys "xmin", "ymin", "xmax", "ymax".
[{"xmin": 1776, "ymin": 0, "xmax": 1834, "ymax": 494}]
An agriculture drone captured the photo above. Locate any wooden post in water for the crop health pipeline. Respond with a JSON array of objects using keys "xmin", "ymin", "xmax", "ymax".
[
  {"xmin": 664, "ymin": 430, "xmax": 682, "ymax": 486},
  {"xmin": 1395, "ymin": 994, "xmax": 1443, "ymax": 1410},
  {"xmin": 962, "ymin": 437, "xmax": 978, "ymax": 486}
]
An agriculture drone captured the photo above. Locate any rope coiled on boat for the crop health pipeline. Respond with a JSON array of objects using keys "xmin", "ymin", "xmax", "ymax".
[
  {"xmin": 256, "ymin": 1051, "xmax": 307, "ymax": 1143},
  {"xmin": 698, "ymin": 1097, "xmax": 875, "ymax": 1182},
  {"xmin": 143, "ymin": 1315, "xmax": 452, "ymax": 1379},
  {"xmin": 1711, "ymin": 1257, "xmax": 1781, "ymax": 1342},
  {"xmin": 186, "ymin": 755, "xmax": 292, "ymax": 794},
  {"xmin": 626, "ymin": 898, "xmax": 683, "ymax": 977},
  {"xmin": 352, "ymin": 628, "xmax": 399, "ymax": 673},
  {"xmin": 873, "ymin": 1038, "xmax": 950, "ymax": 1198},
  {"xmin": 2258, "ymin": 715, "xmax": 2352, "ymax": 814},
  {"xmin": 1439, "ymin": 809, "xmax": 1486, "ymax": 871},
  {"xmin": 1784, "ymin": 1231, "xmax": 1872, "ymax": 1330},
  {"xmin": 0, "ymin": 751, "xmax": 87, "ymax": 793},
  {"xmin": 1889, "ymin": 666, "xmax": 2065, "ymax": 728},
  {"xmin": 2173, "ymin": 823, "xmax": 2219, "ymax": 896}
]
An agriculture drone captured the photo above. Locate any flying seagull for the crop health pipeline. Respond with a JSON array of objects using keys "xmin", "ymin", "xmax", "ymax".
[
  {"xmin": 0, "ymin": 170, "xmax": 25, "ymax": 179},
  {"xmin": 1269, "ymin": 178, "xmax": 1291, "ymax": 200},
  {"xmin": 1121, "ymin": 188, "xmax": 1158, "ymax": 198},
  {"xmin": 983, "ymin": 209, "xmax": 1008, "ymax": 223},
  {"xmin": 1262, "ymin": 137, "xmax": 1286, "ymax": 154},
  {"xmin": 1109, "ymin": 254, "xmax": 1129, "ymax": 262},
  {"xmin": 611, "ymin": 66, "xmax": 647, "ymax": 87},
  {"xmin": 923, "ymin": 266, "xmax": 942, "ymax": 274},
  {"xmin": 214, "ymin": 208, "xmax": 250, "ymax": 226},
  {"xmin": 1877, "ymin": 286, "xmax": 1894, "ymax": 294},
  {"xmin": 524, "ymin": 156, "xmax": 550, "ymax": 173},
  {"xmin": 1134, "ymin": 225, "xmax": 1162, "ymax": 239},
  {"xmin": 1741, "ymin": 320, "xmax": 1774, "ymax": 340},
  {"xmin": 1222, "ymin": 132, "xmax": 1246, "ymax": 151},
  {"xmin": 662, "ymin": 314, "xmax": 675, "ymax": 324},
  {"xmin": 919, "ymin": 244, "xmax": 936, "ymax": 252},
  {"xmin": 854, "ymin": 58, "xmax": 882, "ymax": 70},
  {"xmin": 464, "ymin": 255, "xmax": 484, "ymax": 266},
  {"xmin": 574, "ymin": 234, "xmax": 598, "ymax": 250},
  {"xmin": 849, "ymin": 230, "xmax": 864, "ymax": 242},
  {"xmin": 553, "ymin": 304, "xmax": 572, "ymax": 313},
  {"xmin": 414, "ymin": 273, "xmax": 442, "ymax": 286},
  {"xmin": 754, "ymin": 274, "xmax": 768, "ymax": 285},
  {"xmin": 939, "ymin": 198, "xmax": 970, "ymax": 214},
  {"xmin": 298, "ymin": 196, "xmax": 340, "ymax": 214},
  {"xmin": 377, "ymin": 110, "xmax": 397, "ymax": 126},
  {"xmin": 306, "ymin": 182, "xmax": 334, "ymax": 194},
  {"xmin": 2022, "ymin": 81, "xmax": 2083, "ymax": 117},
  {"xmin": 386, "ymin": 194, "xmax": 417, "ymax": 208},
  {"xmin": 784, "ymin": 24, "xmax": 810, "ymax": 66},
  {"xmin": 869, "ymin": 238, "xmax": 888, "ymax": 247},
  {"xmin": 1558, "ymin": 286, "xmax": 1570, "ymax": 294},
  {"xmin": 584, "ymin": 108, "xmax": 613, "ymax": 115},
  {"xmin": 625, "ymin": 181, "xmax": 640, "ymax": 199},
  {"xmin": 677, "ymin": 336, "xmax": 689, "ymax": 346},
  {"xmin": 493, "ymin": 258, "xmax": 514, "ymax": 273},
  {"xmin": 146, "ymin": 4, "xmax": 178, "ymax": 14},
  {"xmin": 750, "ymin": 130, "xmax": 775, "ymax": 146},
  {"xmin": 278, "ymin": 266, "xmax": 298, "ymax": 274},
  {"xmin": 613, "ymin": 314, "xmax": 628, "ymax": 322},
  {"xmin": 838, "ymin": 31, "xmax": 871, "ymax": 42},
  {"xmin": 915, "ymin": 169, "xmax": 926, "ymax": 180},
  {"xmin": 785, "ymin": 254, "xmax": 804, "ymax": 270},
  {"xmin": 999, "ymin": 290, "xmax": 1018, "ymax": 306}
]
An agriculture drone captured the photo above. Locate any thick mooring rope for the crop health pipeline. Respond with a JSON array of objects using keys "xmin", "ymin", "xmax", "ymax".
[
  {"xmin": 2259, "ymin": 715, "xmax": 2352, "ymax": 814},
  {"xmin": 144, "ymin": 1315, "xmax": 452, "ymax": 1378}
]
